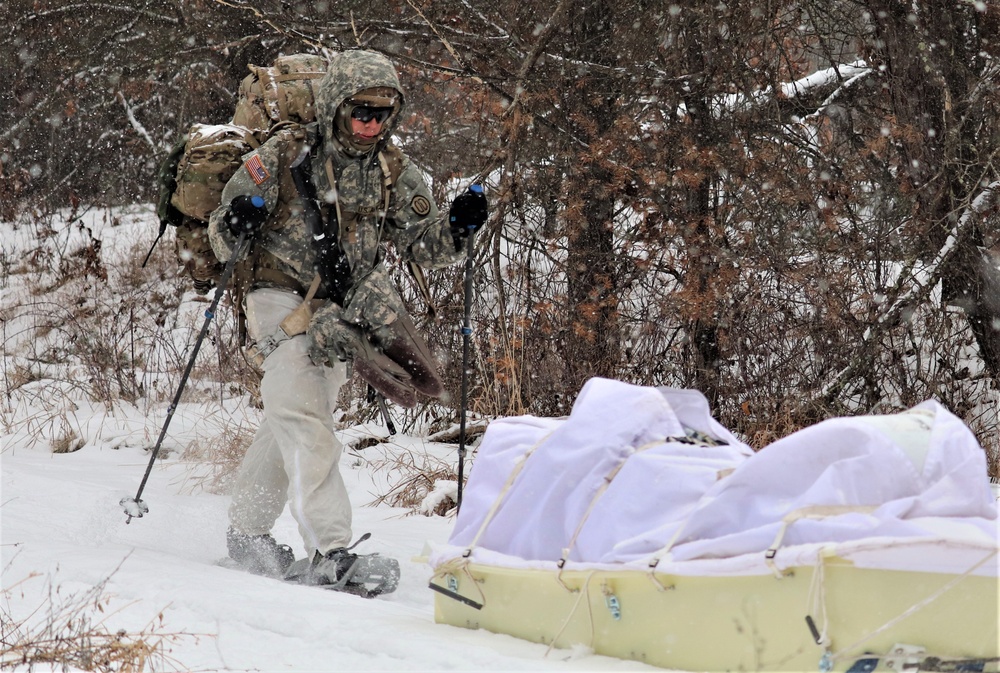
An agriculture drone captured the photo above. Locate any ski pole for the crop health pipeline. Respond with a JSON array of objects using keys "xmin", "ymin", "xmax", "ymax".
[
  {"xmin": 121, "ymin": 229, "xmax": 251, "ymax": 523},
  {"xmin": 456, "ymin": 186, "xmax": 483, "ymax": 512}
]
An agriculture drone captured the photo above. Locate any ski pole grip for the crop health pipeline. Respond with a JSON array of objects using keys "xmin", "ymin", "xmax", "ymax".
[{"xmin": 467, "ymin": 184, "xmax": 484, "ymax": 231}]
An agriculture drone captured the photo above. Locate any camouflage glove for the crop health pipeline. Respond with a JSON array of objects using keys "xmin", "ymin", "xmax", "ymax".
[
  {"xmin": 449, "ymin": 184, "xmax": 487, "ymax": 250},
  {"xmin": 226, "ymin": 194, "xmax": 268, "ymax": 237},
  {"xmin": 308, "ymin": 304, "xmax": 420, "ymax": 408},
  {"xmin": 308, "ymin": 303, "xmax": 363, "ymax": 364},
  {"xmin": 308, "ymin": 304, "xmax": 445, "ymax": 408}
]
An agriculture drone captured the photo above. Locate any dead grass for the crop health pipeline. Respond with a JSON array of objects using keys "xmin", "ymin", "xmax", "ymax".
[
  {"xmin": 0, "ymin": 567, "xmax": 196, "ymax": 672},
  {"xmin": 367, "ymin": 448, "xmax": 459, "ymax": 515},
  {"xmin": 982, "ymin": 433, "xmax": 1000, "ymax": 482},
  {"xmin": 51, "ymin": 427, "xmax": 84, "ymax": 454},
  {"xmin": 176, "ymin": 421, "xmax": 256, "ymax": 495}
]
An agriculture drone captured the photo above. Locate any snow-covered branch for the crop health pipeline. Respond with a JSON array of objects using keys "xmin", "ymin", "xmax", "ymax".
[
  {"xmin": 813, "ymin": 180, "xmax": 1000, "ymax": 403},
  {"xmin": 117, "ymin": 92, "xmax": 157, "ymax": 153},
  {"xmin": 716, "ymin": 60, "xmax": 871, "ymax": 118}
]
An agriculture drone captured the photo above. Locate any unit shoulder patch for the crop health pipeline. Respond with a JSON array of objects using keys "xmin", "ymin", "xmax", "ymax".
[{"xmin": 410, "ymin": 195, "xmax": 431, "ymax": 216}]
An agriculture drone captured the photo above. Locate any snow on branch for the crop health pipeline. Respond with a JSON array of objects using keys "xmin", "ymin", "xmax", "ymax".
[
  {"xmin": 117, "ymin": 92, "xmax": 157, "ymax": 153},
  {"xmin": 715, "ymin": 60, "xmax": 871, "ymax": 118},
  {"xmin": 781, "ymin": 60, "xmax": 870, "ymax": 100},
  {"xmin": 814, "ymin": 180, "xmax": 1000, "ymax": 403}
]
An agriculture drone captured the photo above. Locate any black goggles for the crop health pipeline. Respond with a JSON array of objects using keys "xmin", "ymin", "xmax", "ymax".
[{"xmin": 350, "ymin": 106, "xmax": 393, "ymax": 124}]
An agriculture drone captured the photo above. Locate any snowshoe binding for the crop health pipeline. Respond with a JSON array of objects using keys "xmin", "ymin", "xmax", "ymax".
[
  {"xmin": 283, "ymin": 533, "xmax": 400, "ymax": 598},
  {"xmin": 224, "ymin": 527, "xmax": 296, "ymax": 578}
]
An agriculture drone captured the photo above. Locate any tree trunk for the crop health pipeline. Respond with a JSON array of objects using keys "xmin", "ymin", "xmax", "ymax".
[{"xmin": 562, "ymin": 0, "xmax": 622, "ymax": 393}]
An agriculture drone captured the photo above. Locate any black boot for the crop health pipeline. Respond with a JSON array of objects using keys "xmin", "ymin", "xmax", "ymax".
[
  {"xmin": 310, "ymin": 548, "xmax": 359, "ymax": 585},
  {"xmin": 226, "ymin": 527, "xmax": 296, "ymax": 577}
]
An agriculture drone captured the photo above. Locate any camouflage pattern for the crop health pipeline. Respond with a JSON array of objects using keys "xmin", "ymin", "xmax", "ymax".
[
  {"xmin": 172, "ymin": 124, "xmax": 260, "ymax": 221},
  {"xmin": 175, "ymin": 217, "xmax": 221, "ymax": 290},
  {"xmin": 232, "ymin": 54, "xmax": 328, "ymax": 131},
  {"xmin": 207, "ymin": 50, "xmax": 463, "ymax": 399},
  {"xmin": 314, "ymin": 50, "xmax": 403, "ymax": 156},
  {"xmin": 308, "ymin": 301, "xmax": 445, "ymax": 408}
]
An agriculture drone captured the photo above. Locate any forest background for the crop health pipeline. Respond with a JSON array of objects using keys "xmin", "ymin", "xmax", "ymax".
[{"xmin": 3, "ymin": 0, "xmax": 999, "ymax": 474}]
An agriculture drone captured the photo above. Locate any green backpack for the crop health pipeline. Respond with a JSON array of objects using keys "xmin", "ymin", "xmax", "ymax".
[
  {"xmin": 148, "ymin": 54, "xmax": 329, "ymax": 290},
  {"xmin": 231, "ymin": 54, "xmax": 327, "ymax": 131}
]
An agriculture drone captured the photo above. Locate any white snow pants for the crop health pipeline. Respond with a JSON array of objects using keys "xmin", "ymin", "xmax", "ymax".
[{"xmin": 228, "ymin": 287, "xmax": 352, "ymax": 557}]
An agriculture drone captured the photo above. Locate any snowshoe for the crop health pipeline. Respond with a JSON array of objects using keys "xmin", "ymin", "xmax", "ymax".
[
  {"xmin": 224, "ymin": 527, "xmax": 296, "ymax": 578},
  {"xmin": 283, "ymin": 534, "xmax": 400, "ymax": 598}
]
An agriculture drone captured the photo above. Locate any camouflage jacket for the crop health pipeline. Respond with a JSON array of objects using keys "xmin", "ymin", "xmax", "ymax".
[{"xmin": 208, "ymin": 51, "xmax": 463, "ymax": 333}]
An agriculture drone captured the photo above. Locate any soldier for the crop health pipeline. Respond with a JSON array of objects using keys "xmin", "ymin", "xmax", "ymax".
[{"xmin": 207, "ymin": 49, "xmax": 487, "ymax": 587}]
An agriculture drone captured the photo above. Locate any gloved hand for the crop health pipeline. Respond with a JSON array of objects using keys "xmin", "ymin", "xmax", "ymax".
[
  {"xmin": 449, "ymin": 184, "xmax": 487, "ymax": 249},
  {"xmin": 226, "ymin": 194, "xmax": 268, "ymax": 237},
  {"xmin": 308, "ymin": 303, "xmax": 365, "ymax": 365},
  {"xmin": 308, "ymin": 303, "xmax": 444, "ymax": 408},
  {"xmin": 308, "ymin": 304, "xmax": 419, "ymax": 408}
]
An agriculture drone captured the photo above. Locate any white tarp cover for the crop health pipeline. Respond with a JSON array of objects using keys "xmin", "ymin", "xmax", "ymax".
[{"xmin": 448, "ymin": 378, "xmax": 998, "ymax": 566}]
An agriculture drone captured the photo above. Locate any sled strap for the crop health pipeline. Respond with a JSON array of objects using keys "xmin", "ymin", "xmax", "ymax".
[
  {"xmin": 556, "ymin": 438, "xmax": 666, "ymax": 572},
  {"xmin": 643, "ymin": 436, "xmax": 748, "ymax": 582},
  {"xmin": 545, "ymin": 571, "xmax": 598, "ymax": 658},
  {"xmin": 462, "ymin": 429, "xmax": 557, "ymax": 558},
  {"xmin": 764, "ymin": 505, "xmax": 877, "ymax": 578},
  {"xmin": 805, "ymin": 549, "xmax": 832, "ymax": 647},
  {"xmin": 829, "ymin": 547, "xmax": 998, "ymax": 666},
  {"xmin": 429, "ymin": 557, "xmax": 487, "ymax": 609}
]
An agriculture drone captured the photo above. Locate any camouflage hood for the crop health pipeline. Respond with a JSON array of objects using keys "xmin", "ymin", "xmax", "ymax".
[{"xmin": 315, "ymin": 50, "xmax": 404, "ymax": 157}]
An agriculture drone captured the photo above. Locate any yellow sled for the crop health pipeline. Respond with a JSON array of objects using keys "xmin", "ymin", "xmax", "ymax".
[
  {"xmin": 430, "ymin": 383, "xmax": 999, "ymax": 671},
  {"xmin": 430, "ymin": 538, "xmax": 998, "ymax": 672}
]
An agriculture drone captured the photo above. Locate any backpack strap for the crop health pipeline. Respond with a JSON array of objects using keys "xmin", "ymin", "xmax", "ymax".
[
  {"xmin": 323, "ymin": 158, "xmax": 349, "ymax": 246},
  {"xmin": 319, "ymin": 147, "xmax": 437, "ymax": 317},
  {"xmin": 144, "ymin": 135, "xmax": 190, "ymax": 267},
  {"xmin": 377, "ymin": 150, "xmax": 394, "ymax": 219},
  {"xmin": 377, "ymin": 147, "xmax": 437, "ymax": 317},
  {"xmin": 406, "ymin": 261, "xmax": 435, "ymax": 318}
]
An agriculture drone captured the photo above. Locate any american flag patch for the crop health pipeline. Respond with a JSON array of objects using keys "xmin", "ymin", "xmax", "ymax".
[{"xmin": 245, "ymin": 154, "xmax": 270, "ymax": 185}]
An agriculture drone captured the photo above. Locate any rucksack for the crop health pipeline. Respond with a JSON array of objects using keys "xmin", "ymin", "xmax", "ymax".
[
  {"xmin": 148, "ymin": 123, "xmax": 262, "ymax": 289},
  {"xmin": 231, "ymin": 54, "xmax": 327, "ymax": 132},
  {"xmin": 171, "ymin": 124, "xmax": 262, "ymax": 222},
  {"xmin": 149, "ymin": 54, "xmax": 330, "ymax": 287}
]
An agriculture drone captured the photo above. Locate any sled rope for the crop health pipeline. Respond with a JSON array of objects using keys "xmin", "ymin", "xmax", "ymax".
[
  {"xmin": 764, "ymin": 505, "xmax": 878, "ymax": 578},
  {"xmin": 829, "ymin": 547, "xmax": 998, "ymax": 664},
  {"xmin": 544, "ymin": 570, "xmax": 597, "ymax": 658},
  {"xmin": 430, "ymin": 557, "xmax": 488, "ymax": 608},
  {"xmin": 644, "ymin": 509, "xmax": 697, "ymax": 589},
  {"xmin": 645, "ymin": 505, "xmax": 881, "ymax": 589},
  {"xmin": 805, "ymin": 549, "xmax": 831, "ymax": 646}
]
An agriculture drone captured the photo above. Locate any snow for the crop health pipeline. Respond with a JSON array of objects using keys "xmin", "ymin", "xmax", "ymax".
[
  {"xmin": 3, "ymin": 200, "xmax": 996, "ymax": 671},
  {"xmin": 1, "ymin": 427, "xmax": 660, "ymax": 672}
]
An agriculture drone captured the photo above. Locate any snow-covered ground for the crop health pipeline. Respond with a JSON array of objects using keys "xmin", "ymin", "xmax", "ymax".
[
  {"xmin": 1, "ymin": 424, "xmax": 659, "ymax": 672},
  {"xmin": 4, "ymin": 205, "xmax": 998, "ymax": 672}
]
